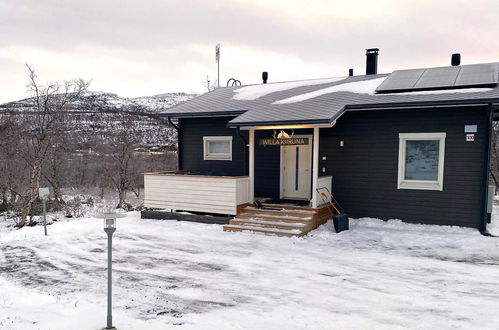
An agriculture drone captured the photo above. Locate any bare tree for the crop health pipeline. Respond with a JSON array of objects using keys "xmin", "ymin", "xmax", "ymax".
[
  {"xmin": 0, "ymin": 113, "xmax": 26, "ymax": 208},
  {"xmin": 42, "ymin": 139, "xmax": 68, "ymax": 210},
  {"xmin": 16, "ymin": 65, "xmax": 89, "ymax": 227},
  {"xmin": 202, "ymin": 75, "xmax": 218, "ymax": 92},
  {"xmin": 100, "ymin": 110, "xmax": 142, "ymax": 209}
]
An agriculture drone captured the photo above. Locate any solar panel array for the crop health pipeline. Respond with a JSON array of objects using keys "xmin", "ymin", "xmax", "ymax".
[{"xmin": 376, "ymin": 63, "xmax": 499, "ymax": 93}]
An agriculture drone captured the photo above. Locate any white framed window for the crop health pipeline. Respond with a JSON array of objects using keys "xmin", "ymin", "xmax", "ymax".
[
  {"xmin": 398, "ymin": 133, "xmax": 446, "ymax": 191},
  {"xmin": 203, "ymin": 136, "xmax": 232, "ymax": 161}
]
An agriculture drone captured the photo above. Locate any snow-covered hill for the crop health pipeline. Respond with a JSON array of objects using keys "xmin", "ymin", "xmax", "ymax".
[
  {"xmin": 0, "ymin": 91, "xmax": 197, "ymax": 148},
  {"xmin": 0, "ymin": 91, "xmax": 197, "ymax": 114}
]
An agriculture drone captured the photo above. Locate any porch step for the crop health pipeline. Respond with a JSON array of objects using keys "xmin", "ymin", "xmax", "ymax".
[
  {"xmin": 230, "ymin": 218, "xmax": 310, "ymax": 230},
  {"xmin": 238, "ymin": 212, "xmax": 313, "ymax": 222},
  {"xmin": 242, "ymin": 206, "xmax": 315, "ymax": 218},
  {"xmin": 222, "ymin": 225, "xmax": 304, "ymax": 237},
  {"xmin": 223, "ymin": 204, "xmax": 335, "ymax": 237}
]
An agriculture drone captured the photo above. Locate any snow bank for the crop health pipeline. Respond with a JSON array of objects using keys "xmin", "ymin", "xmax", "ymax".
[
  {"xmin": 232, "ymin": 77, "xmax": 346, "ymax": 101},
  {"xmin": 273, "ymin": 77, "xmax": 387, "ymax": 104}
]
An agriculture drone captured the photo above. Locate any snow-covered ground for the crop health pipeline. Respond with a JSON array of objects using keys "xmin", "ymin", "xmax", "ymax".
[{"xmin": 1, "ymin": 213, "xmax": 499, "ymax": 329}]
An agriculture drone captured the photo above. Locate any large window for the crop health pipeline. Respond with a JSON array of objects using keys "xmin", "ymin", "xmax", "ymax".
[
  {"xmin": 398, "ymin": 133, "xmax": 446, "ymax": 191},
  {"xmin": 203, "ymin": 136, "xmax": 232, "ymax": 161}
]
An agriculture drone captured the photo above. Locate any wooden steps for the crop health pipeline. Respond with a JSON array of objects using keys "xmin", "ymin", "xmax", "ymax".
[{"xmin": 223, "ymin": 203, "xmax": 335, "ymax": 237}]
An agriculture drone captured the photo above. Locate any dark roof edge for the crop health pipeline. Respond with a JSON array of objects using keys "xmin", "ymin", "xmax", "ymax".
[
  {"xmin": 375, "ymin": 83, "xmax": 498, "ymax": 94},
  {"xmin": 156, "ymin": 110, "xmax": 247, "ymax": 118},
  {"xmin": 345, "ymin": 98, "xmax": 499, "ymax": 110},
  {"xmin": 228, "ymin": 118, "xmax": 332, "ymax": 127},
  {"xmin": 230, "ymin": 98, "xmax": 499, "ymax": 127}
]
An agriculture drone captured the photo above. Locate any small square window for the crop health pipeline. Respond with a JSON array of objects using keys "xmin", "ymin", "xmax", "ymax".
[
  {"xmin": 398, "ymin": 133, "xmax": 446, "ymax": 190},
  {"xmin": 203, "ymin": 136, "xmax": 232, "ymax": 160}
]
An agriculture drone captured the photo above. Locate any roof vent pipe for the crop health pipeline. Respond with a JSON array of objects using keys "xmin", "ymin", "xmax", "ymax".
[
  {"xmin": 451, "ymin": 53, "xmax": 461, "ymax": 66},
  {"xmin": 349, "ymin": 68, "xmax": 354, "ymax": 76},
  {"xmin": 365, "ymin": 48, "xmax": 379, "ymax": 75},
  {"xmin": 262, "ymin": 71, "xmax": 268, "ymax": 84}
]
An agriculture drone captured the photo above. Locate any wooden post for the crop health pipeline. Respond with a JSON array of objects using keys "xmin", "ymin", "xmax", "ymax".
[
  {"xmin": 311, "ymin": 126, "xmax": 319, "ymax": 208},
  {"xmin": 249, "ymin": 127, "xmax": 255, "ymax": 203}
]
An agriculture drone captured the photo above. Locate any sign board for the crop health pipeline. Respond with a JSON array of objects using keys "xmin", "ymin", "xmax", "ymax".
[
  {"xmin": 465, "ymin": 125, "xmax": 477, "ymax": 133},
  {"xmin": 466, "ymin": 134, "xmax": 475, "ymax": 142},
  {"xmin": 38, "ymin": 187, "xmax": 51, "ymax": 200},
  {"xmin": 259, "ymin": 138, "xmax": 309, "ymax": 146},
  {"xmin": 215, "ymin": 44, "xmax": 220, "ymax": 63}
]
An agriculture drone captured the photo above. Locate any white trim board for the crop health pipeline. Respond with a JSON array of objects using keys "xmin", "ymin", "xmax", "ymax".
[
  {"xmin": 203, "ymin": 136, "xmax": 233, "ymax": 161},
  {"xmin": 397, "ymin": 132, "xmax": 446, "ymax": 191}
]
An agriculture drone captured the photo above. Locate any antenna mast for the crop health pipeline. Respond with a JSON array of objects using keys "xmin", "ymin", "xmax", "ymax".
[{"xmin": 215, "ymin": 44, "xmax": 220, "ymax": 88}]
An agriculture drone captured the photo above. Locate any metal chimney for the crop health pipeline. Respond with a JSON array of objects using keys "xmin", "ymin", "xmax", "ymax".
[
  {"xmin": 451, "ymin": 53, "xmax": 461, "ymax": 66},
  {"xmin": 365, "ymin": 48, "xmax": 379, "ymax": 75},
  {"xmin": 349, "ymin": 68, "xmax": 354, "ymax": 76},
  {"xmin": 262, "ymin": 71, "xmax": 268, "ymax": 84}
]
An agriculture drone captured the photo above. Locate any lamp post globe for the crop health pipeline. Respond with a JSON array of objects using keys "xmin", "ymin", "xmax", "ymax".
[{"xmin": 95, "ymin": 213, "xmax": 126, "ymax": 330}]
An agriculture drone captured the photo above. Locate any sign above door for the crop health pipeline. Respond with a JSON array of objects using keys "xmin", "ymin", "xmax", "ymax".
[{"xmin": 259, "ymin": 137, "xmax": 309, "ymax": 146}]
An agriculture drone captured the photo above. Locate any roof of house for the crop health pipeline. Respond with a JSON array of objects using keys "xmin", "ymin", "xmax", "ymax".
[{"xmin": 159, "ymin": 63, "xmax": 499, "ymax": 126}]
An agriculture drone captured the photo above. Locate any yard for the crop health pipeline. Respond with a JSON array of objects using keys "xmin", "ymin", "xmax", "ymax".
[{"xmin": 1, "ymin": 211, "xmax": 499, "ymax": 329}]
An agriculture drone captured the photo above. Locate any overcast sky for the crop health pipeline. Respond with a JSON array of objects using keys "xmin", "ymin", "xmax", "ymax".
[{"xmin": 1, "ymin": 0, "xmax": 498, "ymax": 102}]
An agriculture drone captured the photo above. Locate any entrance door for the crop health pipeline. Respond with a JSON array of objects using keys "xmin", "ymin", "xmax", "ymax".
[{"xmin": 280, "ymin": 136, "xmax": 312, "ymax": 200}]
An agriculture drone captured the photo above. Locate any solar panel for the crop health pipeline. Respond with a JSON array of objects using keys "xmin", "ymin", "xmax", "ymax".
[
  {"xmin": 375, "ymin": 69, "xmax": 425, "ymax": 91},
  {"xmin": 376, "ymin": 63, "xmax": 499, "ymax": 93},
  {"xmin": 455, "ymin": 63, "xmax": 498, "ymax": 86},
  {"xmin": 414, "ymin": 66, "xmax": 460, "ymax": 89}
]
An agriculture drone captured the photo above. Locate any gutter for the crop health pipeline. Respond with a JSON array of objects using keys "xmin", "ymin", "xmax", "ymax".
[
  {"xmin": 228, "ymin": 118, "xmax": 333, "ymax": 127},
  {"xmin": 167, "ymin": 117, "xmax": 178, "ymax": 130},
  {"xmin": 157, "ymin": 110, "xmax": 247, "ymax": 118},
  {"xmin": 344, "ymin": 98, "xmax": 499, "ymax": 110}
]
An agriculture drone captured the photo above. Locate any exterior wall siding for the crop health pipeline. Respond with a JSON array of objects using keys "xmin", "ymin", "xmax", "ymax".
[
  {"xmin": 319, "ymin": 106, "xmax": 488, "ymax": 228},
  {"xmin": 177, "ymin": 107, "xmax": 487, "ymax": 228},
  {"xmin": 179, "ymin": 117, "xmax": 248, "ymax": 176}
]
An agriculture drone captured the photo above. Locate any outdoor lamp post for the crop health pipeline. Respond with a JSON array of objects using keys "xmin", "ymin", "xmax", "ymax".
[{"xmin": 95, "ymin": 212, "xmax": 126, "ymax": 330}]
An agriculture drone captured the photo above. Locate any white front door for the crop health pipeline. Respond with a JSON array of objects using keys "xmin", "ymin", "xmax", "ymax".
[{"xmin": 280, "ymin": 137, "xmax": 312, "ymax": 200}]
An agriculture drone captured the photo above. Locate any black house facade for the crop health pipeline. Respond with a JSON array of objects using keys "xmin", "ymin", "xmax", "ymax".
[{"xmin": 144, "ymin": 50, "xmax": 499, "ymax": 235}]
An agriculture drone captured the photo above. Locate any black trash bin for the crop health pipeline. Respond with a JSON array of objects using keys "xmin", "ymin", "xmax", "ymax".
[{"xmin": 333, "ymin": 213, "xmax": 349, "ymax": 233}]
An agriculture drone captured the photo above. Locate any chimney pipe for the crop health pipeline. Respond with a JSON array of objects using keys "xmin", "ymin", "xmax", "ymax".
[
  {"xmin": 262, "ymin": 71, "xmax": 268, "ymax": 84},
  {"xmin": 451, "ymin": 53, "xmax": 461, "ymax": 66},
  {"xmin": 365, "ymin": 48, "xmax": 379, "ymax": 75},
  {"xmin": 349, "ymin": 68, "xmax": 354, "ymax": 76}
]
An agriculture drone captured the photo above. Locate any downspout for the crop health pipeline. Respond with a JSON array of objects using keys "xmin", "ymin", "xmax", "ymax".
[
  {"xmin": 237, "ymin": 127, "xmax": 248, "ymax": 175},
  {"xmin": 480, "ymin": 104, "xmax": 493, "ymax": 235},
  {"xmin": 168, "ymin": 117, "xmax": 182, "ymax": 171}
]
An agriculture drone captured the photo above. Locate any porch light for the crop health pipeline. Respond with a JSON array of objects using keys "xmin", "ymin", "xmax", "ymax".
[{"xmin": 277, "ymin": 130, "xmax": 290, "ymax": 139}]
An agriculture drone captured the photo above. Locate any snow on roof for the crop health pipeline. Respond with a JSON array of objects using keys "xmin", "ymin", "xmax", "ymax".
[
  {"xmin": 273, "ymin": 77, "xmax": 388, "ymax": 104},
  {"xmin": 232, "ymin": 77, "xmax": 346, "ymax": 101}
]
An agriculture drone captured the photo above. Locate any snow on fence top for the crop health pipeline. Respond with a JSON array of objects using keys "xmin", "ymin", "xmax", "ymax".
[{"xmin": 232, "ymin": 77, "xmax": 346, "ymax": 101}]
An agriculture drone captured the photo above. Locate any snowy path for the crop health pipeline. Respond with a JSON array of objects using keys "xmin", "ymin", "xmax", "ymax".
[{"xmin": 1, "ymin": 213, "xmax": 499, "ymax": 329}]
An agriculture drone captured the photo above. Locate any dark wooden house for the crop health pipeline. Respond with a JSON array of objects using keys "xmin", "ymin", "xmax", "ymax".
[{"xmin": 144, "ymin": 50, "xmax": 499, "ymax": 236}]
